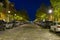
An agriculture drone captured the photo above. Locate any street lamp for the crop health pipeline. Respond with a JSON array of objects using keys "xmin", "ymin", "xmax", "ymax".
[
  {"xmin": 14, "ymin": 14, "xmax": 16, "ymax": 16},
  {"xmin": 48, "ymin": 9, "xmax": 53, "ymax": 14},
  {"xmin": 8, "ymin": 11, "xmax": 11, "ymax": 13},
  {"xmin": 7, "ymin": 11, "xmax": 11, "ymax": 22},
  {"xmin": 48, "ymin": 9, "xmax": 53, "ymax": 21}
]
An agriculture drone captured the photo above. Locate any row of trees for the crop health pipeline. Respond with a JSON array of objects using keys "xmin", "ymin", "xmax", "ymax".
[
  {"xmin": 35, "ymin": 3, "xmax": 51, "ymax": 22},
  {"xmin": 15, "ymin": 10, "xmax": 29, "ymax": 21},
  {"xmin": 0, "ymin": 0, "xmax": 29, "ymax": 22},
  {"xmin": 50, "ymin": 0, "xmax": 60, "ymax": 22},
  {"xmin": 35, "ymin": 0, "xmax": 60, "ymax": 22}
]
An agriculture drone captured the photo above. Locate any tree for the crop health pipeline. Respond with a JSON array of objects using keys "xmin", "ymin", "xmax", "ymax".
[
  {"xmin": 50, "ymin": 0, "xmax": 60, "ymax": 22},
  {"xmin": 35, "ymin": 3, "xmax": 49, "ymax": 22},
  {"xmin": 17, "ymin": 10, "xmax": 29, "ymax": 21}
]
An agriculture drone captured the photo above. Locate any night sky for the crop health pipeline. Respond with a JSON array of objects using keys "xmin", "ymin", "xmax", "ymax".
[{"xmin": 9, "ymin": 0, "xmax": 51, "ymax": 21}]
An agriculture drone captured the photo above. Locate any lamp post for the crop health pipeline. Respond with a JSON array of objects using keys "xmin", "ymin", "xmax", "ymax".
[
  {"xmin": 48, "ymin": 9, "xmax": 53, "ymax": 21},
  {"xmin": 7, "ymin": 10, "xmax": 11, "ymax": 22}
]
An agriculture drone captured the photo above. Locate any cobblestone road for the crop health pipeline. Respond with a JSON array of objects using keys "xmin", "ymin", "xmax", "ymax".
[{"xmin": 0, "ymin": 24, "xmax": 60, "ymax": 40}]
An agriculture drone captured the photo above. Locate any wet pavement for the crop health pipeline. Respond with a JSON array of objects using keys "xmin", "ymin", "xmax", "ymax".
[{"xmin": 0, "ymin": 24, "xmax": 60, "ymax": 40}]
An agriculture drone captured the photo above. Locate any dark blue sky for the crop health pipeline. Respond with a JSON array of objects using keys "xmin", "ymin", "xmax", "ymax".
[{"xmin": 9, "ymin": 0, "xmax": 51, "ymax": 21}]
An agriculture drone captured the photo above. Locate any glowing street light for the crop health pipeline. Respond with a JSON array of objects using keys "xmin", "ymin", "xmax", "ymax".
[
  {"xmin": 47, "ymin": 9, "xmax": 53, "ymax": 21},
  {"xmin": 48, "ymin": 9, "xmax": 53, "ymax": 14},
  {"xmin": 14, "ymin": 14, "xmax": 16, "ymax": 16},
  {"xmin": 8, "ymin": 11, "xmax": 11, "ymax": 13}
]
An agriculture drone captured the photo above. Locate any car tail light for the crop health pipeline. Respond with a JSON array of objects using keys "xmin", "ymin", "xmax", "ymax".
[{"xmin": 57, "ymin": 26, "xmax": 60, "ymax": 28}]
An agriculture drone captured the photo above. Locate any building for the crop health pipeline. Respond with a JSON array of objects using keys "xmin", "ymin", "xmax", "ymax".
[{"xmin": 0, "ymin": 0, "xmax": 16, "ymax": 22}]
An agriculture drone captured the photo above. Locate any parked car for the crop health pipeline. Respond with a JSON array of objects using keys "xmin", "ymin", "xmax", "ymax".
[
  {"xmin": 12, "ymin": 21, "xmax": 20, "ymax": 27},
  {"xmin": 50, "ymin": 22, "xmax": 60, "ymax": 32},
  {"xmin": 6, "ymin": 20, "xmax": 21, "ymax": 28},
  {"xmin": 0, "ymin": 20, "xmax": 6, "ymax": 31},
  {"xmin": 19, "ymin": 21, "xmax": 29, "ymax": 25},
  {"xmin": 5, "ymin": 21, "xmax": 14, "ymax": 29},
  {"xmin": 40, "ymin": 21, "xmax": 46, "ymax": 27},
  {"xmin": 40, "ymin": 21, "xmax": 53, "ymax": 28},
  {"xmin": 23, "ymin": 21, "xmax": 31, "ymax": 24}
]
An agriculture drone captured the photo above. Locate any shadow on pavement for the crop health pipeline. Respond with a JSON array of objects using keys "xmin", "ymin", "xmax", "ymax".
[{"xmin": 55, "ymin": 32, "xmax": 60, "ymax": 37}]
